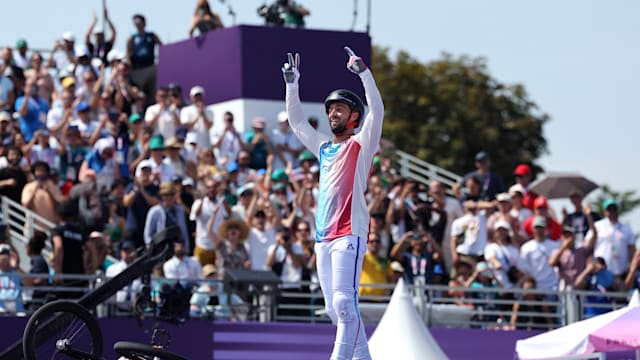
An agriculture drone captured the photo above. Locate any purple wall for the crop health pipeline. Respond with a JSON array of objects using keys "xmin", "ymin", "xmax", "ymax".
[
  {"xmin": 2, "ymin": 317, "xmax": 635, "ymax": 359},
  {"xmin": 158, "ymin": 25, "xmax": 371, "ymax": 104}
]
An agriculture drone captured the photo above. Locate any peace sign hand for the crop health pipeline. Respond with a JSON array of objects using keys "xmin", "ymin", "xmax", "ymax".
[{"xmin": 282, "ymin": 52, "xmax": 301, "ymax": 85}]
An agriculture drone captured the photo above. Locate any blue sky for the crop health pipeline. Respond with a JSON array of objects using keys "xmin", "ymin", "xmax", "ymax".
[{"xmin": 2, "ymin": 0, "xmax": 638, "ymax": 230}]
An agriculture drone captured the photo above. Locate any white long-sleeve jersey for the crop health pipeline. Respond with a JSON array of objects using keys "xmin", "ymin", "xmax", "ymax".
[{"xmin": 285, "ymin": 69, "xmax": 384, "ymax": 242}]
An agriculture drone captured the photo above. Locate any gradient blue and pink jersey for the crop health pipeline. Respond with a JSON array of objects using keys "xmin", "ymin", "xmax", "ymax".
[{"xmin": 286, "ymin": 70, "xmax": 384, "ymax": 243}]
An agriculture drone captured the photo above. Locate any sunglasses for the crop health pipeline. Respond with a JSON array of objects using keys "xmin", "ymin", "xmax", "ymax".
[
  {"xmin": 297, "ymin": 228, "xmax": 310, "ymax": 232},
  {"xmin": 368, "ymin": 240, "xmax": 381, "ymax": 244}
]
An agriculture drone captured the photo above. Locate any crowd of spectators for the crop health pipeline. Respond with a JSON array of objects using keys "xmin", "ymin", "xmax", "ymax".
[{"xmin": 0, "ymin": 5, "xmax": 638, "ymax": 330}]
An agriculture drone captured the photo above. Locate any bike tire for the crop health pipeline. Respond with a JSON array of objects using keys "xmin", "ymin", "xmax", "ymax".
[
  {"xmin": 113, "ymin": 341, "xmax": 189, "ymax": 360},
  {"xmin": 23, "ymin": 300, "xmax": 103, "ymax": 360}
]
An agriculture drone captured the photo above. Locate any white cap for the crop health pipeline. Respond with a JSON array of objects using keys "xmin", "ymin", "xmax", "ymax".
[
  {"xmin": 106, "ymin": 49, "xmax": 124, "ymax": 63},
  {"xmin": 185, "ymin": 132, "xmax": 198, "ymax": 145},
  {"xmin": 508, "ymin": 183, "xmax": 526, "ymax": 195},
  {"xmin": 62, "ymin": 31, "xmax": 76, "ymax": 42},
  {"xmin": 181, "ymin": 177, "xmax": 194, "ymax": 187},
  {"xmin": 135, "ymin": 159, "xmax": 154, "ymax": 178},
  {"xmin": 493, "ymin": 219, "xmax": 512, "ymax": 232},
  {"xmin": 93, "ymin": 28, "xmax": 104, "ymax": 35},
  {"xmin": 496, "ymin": 193, "xmax": 512, "ymax": 202},
  {"xmin": 189, "ymin": 86, "xmax": 205, "ymax": 97},
  {"xmin": 277, "ymin": 111, "xmax": 288, "ymax": 122},
  {"xmin": 75, "ymin": 45, "xmax": 89, "ymax": 58}
]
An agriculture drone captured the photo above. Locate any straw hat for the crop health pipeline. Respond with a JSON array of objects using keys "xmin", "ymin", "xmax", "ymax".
[{"xmin": 218, "ymin": 218, "xmax": 249, "ymax": 241}]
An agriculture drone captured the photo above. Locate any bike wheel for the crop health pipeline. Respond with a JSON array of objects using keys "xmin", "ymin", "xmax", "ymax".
[
  {"xmin": 23, "ymin": 300, "xmax": 103, "ymax": 360},
  {"xmin": 113, "ymin": 341, "xmax": 188, "ymax": 360}
]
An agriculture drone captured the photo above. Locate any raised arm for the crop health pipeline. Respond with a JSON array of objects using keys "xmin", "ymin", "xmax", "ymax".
[{"xmin": 283, "ymin": 52, "xmax": 328, "ymax": 157}]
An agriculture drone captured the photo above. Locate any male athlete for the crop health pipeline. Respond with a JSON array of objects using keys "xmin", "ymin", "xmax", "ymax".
[{"xmin": 282, "ymin": 47, "xmax": 383, "ymax": 360}]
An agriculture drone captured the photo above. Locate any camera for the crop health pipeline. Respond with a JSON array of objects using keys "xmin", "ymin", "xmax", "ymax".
[
  {"xmin": 412, "ymin": 233, "xmax": 422, "ymax": 240},
  {"xmin": 257, "ymin": 1, "xmax": 287, "ymax": 26}
]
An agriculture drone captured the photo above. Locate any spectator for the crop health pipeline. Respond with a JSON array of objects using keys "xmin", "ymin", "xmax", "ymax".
[
  {"xmin": 235, "ymin": 150, "xmax": 257, "ymax": 186},
  {"xmin": 369, "ymin": 210, "xmax": 391, "ymax": 258},
  {"xmin": 508, "ymin": 184, "xmax": 533, "ymax": 237},
  {"xmin": 147, "ymin": 135, "xmax": 177, "ymax": 183},
  {"xmin": 22, "ymin": 161, "xmax": 64, "ymax": 226},
  {"xmin": 246, "ymin": 117, "xmax": 272, "ymax": 170},
  {"xmin": 563, "ymin": 190, "xmax": 601, "ymax": 247},
  {"xmin": 513, "ymin": 164, "xmax": 537, "ymax": 210},
  {"xmin": 211, "ymin": 111, "xmax": 245, "ymax": 168},
  {"xmin": 47, "ymin": 88, "xmax": 75, "ymax": 136},
  {"xmin": 50, "ymin": 200, "xmax": 96, "ymax": 299},
  {"xmin": 245, "ymin": 192, "xmax": 280, "ymax": 270},
  {"xmin": 209, "ymin": 215, "xmax": 251, "ymax": 275},
  {"xmin": 0, "ymin": 67, "xmax": 14, "ymax": 112},
  {"xmin": 359, "ymin": 232, "xmax": 391, "ymax": 299},
  {"xmin": 105, "ymin": 240, "xmax": 140, "ymax": 311},
  {"xmin": 271, "ymin": 111, "xmax": 304, "ymax": 170},
  {"xmin": 24, "ymin": 52, "xmax": 54, "ymax": 106},
  {"xmin": 71, "ymin": 101, "xmax": 98, "ymax": 142},
  {"xmin": 266, "ymin": 225, "xmax": 307, "ymax": 318},
  {"xmin": 196, "ymin": 147, "xmax": 221, "ymax": 181},
  {"xmin": 162, "ymin": 138, "xmax": 188, "ymax": 179},
  {"xmin": 0, "ymin": 112, "xmax": 13, "ymax": 145},
  {"xmin": 484, "ymin": 220, "xmax": 521, "ymax": 288},
  {"xmin": 450, "ymin": 199, "xmax": 493, "ymax": 271},
  {"xmin": 508, "ymin": 276, "xmax": 544, "ymax": 330},
  {"xmin": 454, "ymin": 152, "xmax": 505, "ymax": 201},
  {"xmin": 624, "ymin": 249, "xmax": 640, "ymax": 291},
  {"xmin": 80, "ymin": 137, "xmax": 119, "ymax": 191},
  {"xmin": 429, "ymin": 179, "xmax": 464, "ymax": 274},
  {"xmin": 0, "ymin": 244, "xmax": 24, "ymax": 313},
  {"xmin": 486, "ymin": 193, "xmax": 524, "ymax": 245},
  {"xmin": 123, "ymin": 160, "xmax": 159, "ymax": 249},
  {"xmin": 391, "ymin": 230, "xmax": 442, "ymax": 286},
  {"xmin": 575, "ymin": 257, "xmax": 616, "ymax": 318},
  {"xmin": 48, "ymin": 31, "xmax": 76, "ymax": 71},
  {"xmin": 126, "ymin": 14, "xmax": 162, "ymax": 103},
  {"xmin": 25, "ymin": 231, "xmax": 50, "ymax": 308},
  {"xmin": 520, "ymin": 216, "xmax": 560, "ymax": 291},
  {"xmin": 522, "ymin": 196, "xmax": 562, "ymax": 240},
  {"xmin": 232, "ymin": 183, "xmax": 255, "ymax": 220},
  {"xmin": 144, "ymin": 87, "xmax": 180, "ymax": 141},
  {"xmin": 162, "ymin": 241, "xmax": 202, "ymax": 289},
  {"xmin": 549, "ymin": 224, "xmax": 595, "ymax": 290},
  {"xmin": 0, "ymin": 145, "xmax": 28, "ymax": 204},
  {"xmin": 144, "ymin": 182, "xmax": 191, "ymax": 254},
  {"xmin": 189, "ymin": 264, "xmax": 247, "ymax": 320},
  {"xmin": 189, "ymin": 0, "xmax": 224, "ymax": 37},
  {"xmin": 180, "ymin": 85, "xmax": 213, "ymax": 148},
  {"xmin": 85, "ymin": 8, "xmax": 117, "ymax": 65},
  {"xmin": 366, "ymin": 174, "xmax": 389, "ymax": 216},
  {"xmin": 16, "ymin": 78, "xmax": 49, "ymax": 142},
  {"xmin": 59, "ymin": 126, "xmax": 89, "ymax": 185},
  {"xmin": 587, "ymin": 198, "xmax": 635, "ymax": 286},
  {"xmin": 281, "ymin": 0, "xmax": 311, "ymax": 28},
  {"xmin": 191, "ymin": 177, "xmax": 230, "ymax": 266},
  {"xmin": 12, "ymin": 39, "xmax": 29, "ymax": 69},
  {"xmin": 27, "ymin": 129, "xmax": 62, "ymax": 168},
  {"xmin": 128, "ymin": 120, "xmax": 152, "ymax": 174}
]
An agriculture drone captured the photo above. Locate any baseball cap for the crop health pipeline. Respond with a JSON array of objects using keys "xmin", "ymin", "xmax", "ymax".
[
  {"xmin": 390, "ymin": 261, "xmax": 404, "ymax": 273},
  {"xmin": 62, "ymin": 77, "xmax": 76, "ymax": 89},
  {"xmin": 15, "ymin": 39, "xmax": 27, "ymax": 48},
  {"xmin": 277, "ymin": 111, "xmax": 288, "ymax": 122},
  {"xmin": 493, "ymin": 219, "xmax": 512, "ymax": 232},
  {"xmin": 496, "ymin": 193, "xmax": 512, "ymax": 202},
  {"xmin": 120, "ymin": 241, "xmax": 136, "ymax": 252},
  {"xmin": 0, "ymin": 111, "xmax": 11, "ymax": 122},
  {"xmin": 75, "ymin": 45, "xmax": 89, "ymax": 58},
  {"xmin": 39, "ymin": 130, "xmax": 50, "ymax": 137},
  {"xmin": 185, "ymin": 132, "xmax": 198, "ymax": 145},
  {"xmin": 93, "ymin": 28, "xmax": 104, "ymax": 35},
  {"xmin": 62, "ymin": 31, "xmax": 75, "ymax": 42},
  {"xmin": 298, "ymin": 150, "xmax": 316, "ymax": 162},
  {"xmin": 272, "ymin": 182, "xmax": 287, "ymax": 192},
  {"xmin": 533, "ymin": 196, "xmax": 548, "ymax": 209},
  {"xmin": 76, "ymin": 101, "xmax": 90, "ymax": 112},
  {"xmin": 189, "ymin": 85, "xmax": 204, "ymax": 97},
  {"xmin": 89, "ymin": 231, "xmax": 103, "ymax": 239},
  {"xmin": 271, "ymin": 168, "xmax": 288, "ymax": 181},
  {"xmin": 475, "ymin": 151, "xmax": 490, "ymax": 162},
  {"xmin": 0, "ymin": 244, "xmax": 10, "ymax": 256},
  {"xmin": 251, "ymin": 117, "xmax": 266, "ymax": 129},
  {"xmin": 149, "ymin": 136, "xmax": 165, "ymax": 150},
  {"xmin": 226, "ymin": 161, "xmax": 239, "ymax": 173},
  {"xmin": 602, "ymin": 198, "xmax": 619, "ymax": 210},
  {"xmin": 128, "ymin": 113, "xmax": 142, "ymax": 124},
  {"xmin": 236, "ymin": 182, "xmax": 255, "ymax": 197},
  {"xmin": 181, "ymin": 177, "xmax": 194, "ymax": 187},
  {"xmin": 562, "ymin": 225, "xmax": 575, "ymax": 234},
  {"xmin": 508, "ymin": 184, "xmax": 526, "ymax": 195},
  {"xmin": 135, "ymin": 159, "xmax": 153, "ymax": 177},
  {"xmin": 532, "ymin": 216, "xmax": 547, "ymax": 228},
  {"xmin": 514, "ymin": 164, "xmax": 532, "ymax": 176}
]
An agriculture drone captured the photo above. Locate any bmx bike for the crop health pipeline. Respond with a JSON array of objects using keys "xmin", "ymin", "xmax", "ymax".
[{"xmin": 0, "ymin": 226, "xmax": 190, "ymax": 360}]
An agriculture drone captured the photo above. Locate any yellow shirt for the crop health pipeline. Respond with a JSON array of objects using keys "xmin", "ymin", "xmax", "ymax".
[{"xmin": 359, "ymin": 252, "xmax": 390, "ymax": 297}]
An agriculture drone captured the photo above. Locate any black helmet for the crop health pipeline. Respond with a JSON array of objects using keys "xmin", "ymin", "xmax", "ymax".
[{"xmin": 324, "ymin": 89, "xmax": 365, "ymax": 124}]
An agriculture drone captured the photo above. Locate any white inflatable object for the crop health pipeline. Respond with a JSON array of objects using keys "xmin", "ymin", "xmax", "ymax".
[{"xmin": 368, "ymin": 278, "xmax": 449, "ymax": 360}]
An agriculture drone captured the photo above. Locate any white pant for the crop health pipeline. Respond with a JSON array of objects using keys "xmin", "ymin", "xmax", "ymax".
[{"xmin": 315, "ymin": 235, "xmax": 371, "ymax": 360}]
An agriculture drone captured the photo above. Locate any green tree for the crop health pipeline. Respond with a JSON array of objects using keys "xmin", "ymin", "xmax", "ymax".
[
  {"xmin": 589, "ymin": 184, "xmax": 640, "ymax": 216},
  {"xmin": 372, "ymin": 47, "xmax": 550, "ymax": 181}
]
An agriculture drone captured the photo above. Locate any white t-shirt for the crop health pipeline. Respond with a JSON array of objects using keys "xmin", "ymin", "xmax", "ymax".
[
  {"xmin": 267, "ymin": 242, "xmax": 305, "ymax": 288},
  {"xmin": 180, "ymin": 104, "xmax": 213, "ymax": 148},
  {"xmin": 145, "ymin": 104, "xmax": 180, "ymax": 140},
  {"xmin": 484, "ymin": 243, "xmax": 520, "ymax": 288},
  {"xmin": 451, "ymin": 212, "xmax": 488, "ymax": 256},
  {"xmin": 210, "ymin": 129, "xmax": 242, "ymax": 167},
  {"xmin": 270, "ymin": 126, "xmax": 303, "ymax": 169},
  {"xmin": 519, "ymin": 238, "xmax": 561, "ymax": 290},
  {"xmin": 163, "ymin": 256, "xmax": 203, "ymax": 281},
  {"xmin": 70, "ymin": 118, "xmax": 99, "ymax": 140},
  {"xmin": 246, "ymin": 226, "xmax": 276, "ymax": 271},
  {"xmin": 149, "ymin": 158, "xmax": 177, "ymax": 184},
  {"xmin": 0, "ymin": 76, "xmax": 14, "ymax": 104},
  {"xmin": 587, "ymin": 218, "xmax": 635, "ymax": 276},
  {"xmin": 189, "ymin": 196, "xmax": 229, "ymax": 250}
]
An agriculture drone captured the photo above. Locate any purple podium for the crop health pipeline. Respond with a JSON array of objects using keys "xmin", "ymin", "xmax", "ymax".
[{"xmin": 157, "ymin": 25, "xmax": 371, "ymax": 133}]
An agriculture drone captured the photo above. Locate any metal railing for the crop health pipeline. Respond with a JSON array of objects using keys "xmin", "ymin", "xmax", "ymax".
[{"xmin": 391, "ymin": 150, "xmax": 462, "ymax": 192}]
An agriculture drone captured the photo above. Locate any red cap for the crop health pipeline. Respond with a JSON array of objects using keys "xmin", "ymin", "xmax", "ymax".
[
  {"xmin": 513, "ymin": 164, "xmax": 532, "ymax": 176},
  {"xmin": 533, "ymin": 196, "xmax": 548, "ymax": 209}
]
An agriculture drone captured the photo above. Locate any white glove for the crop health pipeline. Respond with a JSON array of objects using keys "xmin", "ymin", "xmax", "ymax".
[
  {"xmin": 281, "ymin": 52, "xmax": 300, "ymax": 85},
  {"xmin": 344, "ymin": 46, "xmax": 367, "ymax": 74}
]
